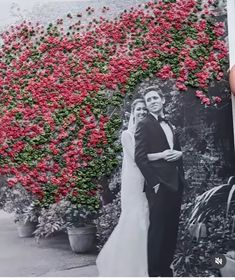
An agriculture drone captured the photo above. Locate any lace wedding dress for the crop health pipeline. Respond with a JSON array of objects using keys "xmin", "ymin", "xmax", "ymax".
[{"xmin": 96, "ymin": 129, "xmax": 149, "ymax": 277}]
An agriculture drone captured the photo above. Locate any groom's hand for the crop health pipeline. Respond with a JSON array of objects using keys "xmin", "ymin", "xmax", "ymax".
[{"xmin": 165, "ymin": 150, "xmax": 182, "ymax": 162}]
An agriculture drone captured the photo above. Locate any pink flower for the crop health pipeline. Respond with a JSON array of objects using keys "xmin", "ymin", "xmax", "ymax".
[
  {"xmin": 201, "ymin": 97, "xmax": 211, "ymax": 105},
  {"xmin": 7, "ymin": 177, "xmax": 18, "ymax": 187},
  {"xmin": 214, "ymin": 96, "xmax": 222, "ymax": 103},
  {"xmin": 176, "ymin": 82, "xmax": 187, "ymax": 91},
  {"xmin": 195, "ymin": 90, "xmax": 204, "ymax": 99}
]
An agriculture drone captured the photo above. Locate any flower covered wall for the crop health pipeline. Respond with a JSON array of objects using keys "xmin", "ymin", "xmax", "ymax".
[{"xmin": 0, "ymin": 0, "xmax": 228, "ymax": 209}]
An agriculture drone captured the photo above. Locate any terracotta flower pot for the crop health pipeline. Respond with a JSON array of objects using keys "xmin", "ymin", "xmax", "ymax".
[
  {"xmin": 67, "ymin": 225, "xmax": 96, "ymax": 253},
  {"xmin": 16, "ymin": 221, "xmax": 37, "ymax": 238}
]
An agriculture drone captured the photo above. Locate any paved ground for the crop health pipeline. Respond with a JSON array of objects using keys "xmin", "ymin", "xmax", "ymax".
[{"xmin": 0, "ymin": 210, "xmax": 98, "ymax": 277}]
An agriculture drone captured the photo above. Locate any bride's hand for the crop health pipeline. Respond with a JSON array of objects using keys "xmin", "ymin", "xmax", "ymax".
[
  {"xmin": 160, "ymin": 149, "xmax": 174, "ymax": 160},
  {"xmin": 165, "ymin": 150, "xmax": 182, "ymax": 162},
  {"xmin": 147, "ymin": 149, "xmax": 176, "ymax": 161}
]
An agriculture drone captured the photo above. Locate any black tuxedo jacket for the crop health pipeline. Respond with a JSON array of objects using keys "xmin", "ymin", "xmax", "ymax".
[{"xmin": 135, "ymin": 114, "xmax": 185, "ymax": 192}]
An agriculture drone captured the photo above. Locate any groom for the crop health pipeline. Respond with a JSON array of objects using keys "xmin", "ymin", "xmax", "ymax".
[{"xmin": 135, "ymin": 86, "xmax": 185, "ymax": 277}]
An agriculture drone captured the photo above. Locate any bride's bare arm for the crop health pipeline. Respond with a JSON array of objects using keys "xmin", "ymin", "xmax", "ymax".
[
  {"xmin": 147, "ymin": 150, "xmax": 179, "ymax": 161},
  {"xmin": 147, "ymin": 152, "xmax": 164, "ymax": 161}
]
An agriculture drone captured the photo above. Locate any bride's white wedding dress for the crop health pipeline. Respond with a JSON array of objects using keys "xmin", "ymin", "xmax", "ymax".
[{"xmin": 96, "ymin": 129, "xmax": 149, "ymax": 277}]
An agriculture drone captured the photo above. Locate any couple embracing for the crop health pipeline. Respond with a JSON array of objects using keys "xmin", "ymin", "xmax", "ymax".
[{"xmin": 96, "ymin": 86, "xmax": 186, "ymax": 277}]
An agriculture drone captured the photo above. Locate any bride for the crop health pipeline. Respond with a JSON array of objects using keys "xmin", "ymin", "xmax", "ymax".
[{"xmin": 96, "ymin": 98, "xmax": 149, "ymax": 277}]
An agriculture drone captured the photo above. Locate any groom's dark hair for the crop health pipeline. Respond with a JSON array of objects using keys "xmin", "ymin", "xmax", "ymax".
[{"xmin": 142, "ymin": 86, "xmax": 164, "ymax": 99}]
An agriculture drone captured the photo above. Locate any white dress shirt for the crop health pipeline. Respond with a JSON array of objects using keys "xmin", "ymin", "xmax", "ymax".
[
  {"xmin": 150, "ymin": 113, "xmax": 174, "ymax": 193},
  {"xmin": 150, "ymin": 113, "xmax": 173, "ymax": 150}
]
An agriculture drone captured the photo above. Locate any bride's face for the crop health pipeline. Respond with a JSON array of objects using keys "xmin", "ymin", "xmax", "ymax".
[{"xmin": 133, "ymin": 102, "xmax": 148, "ymax": 123}]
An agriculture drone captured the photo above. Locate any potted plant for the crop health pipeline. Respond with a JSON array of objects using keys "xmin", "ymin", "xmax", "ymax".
[
  {"xmin": 33, "ymin": 200, "xmax": 69, "ymax": 241},
  {"xmin": 34, "ymin": 197, "xmax": 99, "ymax": 253},
  {"xmin": 65, "ymin": 201, "xmax": 98, "ymax": 254},
  {"xmin": 188, "ymin": 176, "xmax": 235, "ymax": 276},
  {"xmin": 0, "ymin": 180, "xmax": 40, "ymax": 237},
  {"xmin": 15, "ymin": 202, "xmax": 41, "ymax": 238}
]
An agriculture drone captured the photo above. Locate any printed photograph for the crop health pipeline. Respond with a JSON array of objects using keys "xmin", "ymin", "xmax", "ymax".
[{"xmin": 0, "ymin": 0, "xmax": 234, "ymax": 277}]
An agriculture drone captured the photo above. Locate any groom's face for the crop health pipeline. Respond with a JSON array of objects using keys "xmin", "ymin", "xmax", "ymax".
[{"xmin": 144, "ymin": 90, "xmax": 165, "ymax": 115}]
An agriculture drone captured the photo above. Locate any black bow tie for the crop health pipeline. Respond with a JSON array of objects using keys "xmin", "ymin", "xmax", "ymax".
[{"xmin": 158, "ymin": 116, "xmax": 168, "ymax": 123}]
